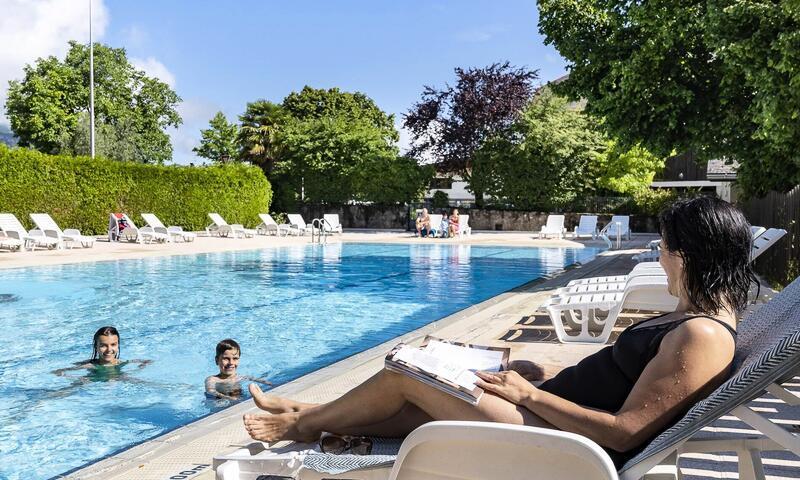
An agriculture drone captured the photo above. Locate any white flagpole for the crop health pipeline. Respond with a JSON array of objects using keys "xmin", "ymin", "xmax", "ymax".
[{"xmin": 89, "ymin": 0, "xmax": 95, "ymax": 158}]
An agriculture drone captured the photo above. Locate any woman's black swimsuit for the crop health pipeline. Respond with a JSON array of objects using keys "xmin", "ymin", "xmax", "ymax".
[{"xmin": 538, "ymin": 314, "xmax": 737, "ymax": 468}]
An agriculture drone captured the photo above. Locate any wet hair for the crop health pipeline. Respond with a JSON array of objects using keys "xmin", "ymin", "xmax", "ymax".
[
  {"xmin": 658, "ymin": 196, "xmax": 757, "ymax": 314},
  {"xmin": 91, "ymin": 326, "xmax": 120, "ymax": 360},
  {"xmin": 215, "ymin": 338, "xmax": 241, "ymax": 362}
]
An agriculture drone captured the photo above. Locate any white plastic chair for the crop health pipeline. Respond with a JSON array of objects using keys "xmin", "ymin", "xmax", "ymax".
[
  {"xmin": 141, "ymin": 213, "xmax": 196, "ymax": 243},
  {"xmin": 389, "ymin": 421, "xmax": 618, "ymax": 480},
  {"xmin": 30, "ymin": 213, "xmax": 96, "ymax": 248},
  {"xmin": 599, "ymin": 215, "xmax": 631, "ymax": 248},
  {"xmin": 573, "ymin": 215, "xmax": 598, "ymax": 239},
  {"xmin": 207, "ymin": 213, "xmax": 255, "ymax": 238},
  {"xmin": 323, "ymin": 214, "xmax": 343, "ymax": 234},
  {"xmin": 257, "ymin": 214, "xmax": 290, "ymax": 236},
  {"xmin": 427, "ymin": 214, "xmax": 444, "ymax": 237},
  {"xmin": 457, "ymin": 214, "xmax": 472, "ymax": 238},
  {"xmin": 537, "ymin": 215, "xmax": 565, "ymax": 239},
  {"xmin": 0, "ymin": 213, "xmax": 58, "ymax": 250},
  {"xmin": 287, "ymin": 214, "xmax": 312, "ymax": 236}
]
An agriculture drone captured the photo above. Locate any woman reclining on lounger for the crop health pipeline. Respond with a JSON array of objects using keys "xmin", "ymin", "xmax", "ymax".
[{"xmin": 243, "ymin": 196, "xmax": 755, "ymax": 467}]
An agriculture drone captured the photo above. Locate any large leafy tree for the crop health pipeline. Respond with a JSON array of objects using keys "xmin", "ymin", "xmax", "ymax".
[
  {"xmin": 537, "ymin": 0, "xmax": 800, "ymax": 197},
  {"xmin": 404, "ymin": 62, "xmax": 538, "ymax": 206},
  {"xmin": 193, "ymin": 111, "xmax": 239, "ymax": 163},
  {"xmin": 5, "ymin": 41, "xmax": 181, "ymax": 164},
  {"xmin": 475, "ymin": 89, "xmax": 608, "ymax": 209}
]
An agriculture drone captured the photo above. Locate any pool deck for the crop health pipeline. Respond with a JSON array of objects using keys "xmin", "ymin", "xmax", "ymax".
[{"xmin": 9, "ymin": 231, "xmax": 794, "ymax": 479}]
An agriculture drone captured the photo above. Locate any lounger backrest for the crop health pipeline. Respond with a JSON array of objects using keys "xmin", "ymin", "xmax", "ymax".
[
  {"xmin": 750, "ymin": 226, "xmax": 766, "ymax": 239},
  {"xmin": 546, "ymin": 215, "xmax": 565, "ymax": 229},
  {"xmin": 324, "ymin": 214, "xmax": 340, "ymax": 228},
  {"xmin": 141, "ymin": 213, "xmax": 166, "ymax": 229},
  {"xmin": 460, "ymin": 215, "xmax": 469, "ymax": 228},
  {"xmin": 620, "ymin": 275, "xmax": 800, "ymax": 476},
  {"xmin": 750, "ymin": 228, "xmax": 787, "ymax": 262},
  {"xmin": 608, "ymin": 215, "xmax": 630, "ymax": 235},
  {"xmin": 30, "ymin": 213, "xmax": 63, "ymax": 235},
  {"xmin": 259, "ymin": 214, "xmax": 278, "ymax": 227},
  {"xmin": 208, "ymin": 213, "xmax": 228, "ymax": 227},
  {"xmin": 287, "ymin": 214, "xmax": 306, "ymax": 228},
  {"xmin": 0, "ymin": 213, "xmax": 28, "ymax": 236},
  {"xmin": 429, "ymin": 214, "xmax": 443, "ymax": 227},
  {"xmin": 577, "ymin": 215, "xmax": 598, "ymax": 232}
]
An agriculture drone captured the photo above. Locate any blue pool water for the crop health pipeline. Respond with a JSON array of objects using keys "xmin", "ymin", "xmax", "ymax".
[{"xmin": 0, "ymin": 242, "xmax": 602, "ymax": 480}]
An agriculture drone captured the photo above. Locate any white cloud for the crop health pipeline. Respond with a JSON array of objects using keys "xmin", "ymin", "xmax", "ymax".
[
  {"xmin": 454, "ymin": 24, "xmax": 507, "ymax": 43},
  {"xmin": 121, "ymin": 24, "xmax": 147, "ymax": 48},
  {"xmin": 0, "ymin": 0, "xmax": 109, "ymax": 126},
  {"xmin": 131, "ymin": 56, "xmax": 176, "ymax": 87}
]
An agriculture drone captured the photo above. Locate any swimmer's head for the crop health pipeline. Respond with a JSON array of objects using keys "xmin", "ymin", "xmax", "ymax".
[
  {"xmin": 92, "ymin": 326, "xmax": 120, "ymax": 363},
  {"xmin": 215, "ymin": 339, "xmax": 241, "ymax": 377}
]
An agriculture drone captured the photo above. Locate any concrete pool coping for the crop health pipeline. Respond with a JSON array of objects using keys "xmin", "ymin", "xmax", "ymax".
[{"xmin": 55, "ymin": 236, "xmax": 648, "ymax": 480}]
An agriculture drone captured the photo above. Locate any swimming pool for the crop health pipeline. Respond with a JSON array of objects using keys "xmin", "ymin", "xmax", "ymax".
[{"xmin": 0, "ymin": 242, "xmax": 602, "ymax": 480}]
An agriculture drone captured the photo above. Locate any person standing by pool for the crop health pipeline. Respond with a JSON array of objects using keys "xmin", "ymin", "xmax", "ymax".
[
  {"xmin": 415, "ymin": 208, "xmax": 431, "ymax": 238},
  {"xmin": 206, "ymin": 339, "xmax": 272, "ymax": 400},
  {"xmin": 448, "ymin": 208, "xmax": 460, "ymax": 237},
  {"xmin": 52, "ymin": 326, "xmax": 151, "ymax": 379}
]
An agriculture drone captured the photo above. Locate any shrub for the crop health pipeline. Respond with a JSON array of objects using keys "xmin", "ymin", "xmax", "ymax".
[
  {"xmin": 0, "ymin": 145, "xmax": 271, "ymax": 234},
  {"xmin": 431, "ymin": 190, "xmax": 450, "ymax": 209}
]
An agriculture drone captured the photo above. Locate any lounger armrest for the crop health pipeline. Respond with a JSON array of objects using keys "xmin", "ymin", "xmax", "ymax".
[
  {"xmin": 167, "ymin": 226, "xmax": 184, "ymax": 233},
  {"xmin": 151, "ymin": 226, "xmax": 169, "ymax": 235},
  {"xmin": 63, "ymin": 228, "xmax": 82, "ymax": 237}
]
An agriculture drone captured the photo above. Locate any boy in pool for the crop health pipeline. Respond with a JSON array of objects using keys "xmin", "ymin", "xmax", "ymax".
[
  {"xmin": 52, "ymin": 326, "xmax": 151, "ymax": 379},
  {"xmin": 205, "ymin": 339, "xmax": 272, "ymax": 400}
]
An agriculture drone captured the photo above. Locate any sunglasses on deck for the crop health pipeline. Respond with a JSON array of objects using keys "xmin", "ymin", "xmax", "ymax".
[{"xmin": 319, "ymin": 434, "xmax": 373, "ymax": 455}]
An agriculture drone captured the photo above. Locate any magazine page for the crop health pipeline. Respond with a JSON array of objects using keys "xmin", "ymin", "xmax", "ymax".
[
  {"xmin": 392, "ymin": 345, "xmax": 476, "ymax": 387},
  {"xmin": 423, "ymin": 339, "xmax": 505, "ymax": 372}
]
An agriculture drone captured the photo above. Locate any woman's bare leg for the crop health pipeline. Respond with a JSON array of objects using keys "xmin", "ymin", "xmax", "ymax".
[
  {"xmin": 250, "ymin": 384, "xmax": 316, "ymax": 413},
  {"xmin": 243, "ymin": 369, "xmax": 551, "ymax": 442}
]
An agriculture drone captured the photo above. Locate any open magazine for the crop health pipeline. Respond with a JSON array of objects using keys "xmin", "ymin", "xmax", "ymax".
[{"xmin": 384, "ymin": 336, "xmax": 510, "ymax": 405}]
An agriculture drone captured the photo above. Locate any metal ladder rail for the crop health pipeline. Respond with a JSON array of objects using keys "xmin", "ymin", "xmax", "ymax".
[{"xmin": 310, "ymin": 218, "xmax": 330, "ymax": 244}]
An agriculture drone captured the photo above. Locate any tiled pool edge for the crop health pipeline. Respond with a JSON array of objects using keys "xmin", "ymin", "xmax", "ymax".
[{"xmin": 61, "ymin": 248, "xmax": 633, "ymax": 480}]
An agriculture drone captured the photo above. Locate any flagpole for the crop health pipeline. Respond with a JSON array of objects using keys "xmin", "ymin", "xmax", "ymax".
[{"xmin": 89, "ymin": 0, "xmax": 95, "ymax": 158}]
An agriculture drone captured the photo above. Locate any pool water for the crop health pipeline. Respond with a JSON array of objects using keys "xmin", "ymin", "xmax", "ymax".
[{"xmin": 0, "ymin": 242, "xmax": 602, "ymax": 480}]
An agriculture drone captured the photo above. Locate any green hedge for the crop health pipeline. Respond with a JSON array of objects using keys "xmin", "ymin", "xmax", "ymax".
[{"xmin": 0, "ymin": 145, "xmax": 272, "ymax": 234}]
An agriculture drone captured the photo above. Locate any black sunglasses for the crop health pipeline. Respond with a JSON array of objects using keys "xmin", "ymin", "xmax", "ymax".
[{"xmin": 319, "ymin": 435, "xmax": 373, "ymax": 455}]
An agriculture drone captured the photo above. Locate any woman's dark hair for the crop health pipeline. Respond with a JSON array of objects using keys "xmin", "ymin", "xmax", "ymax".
[
  {"xmin": 659, "ymin": 196, "xmax": 757, "ymax": 314},
  {"xmin": 215, "ymin": 338, "xmax": 241, "ymax": 361},
  {"xmin": 91, "ymin": 326, "xmax": 120, "ymax": 360}
]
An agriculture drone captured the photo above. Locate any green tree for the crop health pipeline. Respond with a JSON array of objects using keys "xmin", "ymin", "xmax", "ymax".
[
  {"xmin": 5, "ymin": 41, "xmax": 181, "ymax": 163},
  {"xmin": 193, "ymin": 111, "xmax": 239, "ymax": 163},
  {"xmin": 537, "ymin": 0, "xmax": 800, "ymax": 197},
  {"xmin": 596, "ymin": 143, "xmax": 665, "ymax": 195},
  {"xmin": 476, "ymin": 89, "xmax": 608, "ymax": 209},
  {"xmin": 238, "ymin": 100, "xmax": 288, "ymax": 174}
]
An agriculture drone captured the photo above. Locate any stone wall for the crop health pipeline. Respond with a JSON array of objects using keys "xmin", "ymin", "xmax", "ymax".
[{"xmin": 298, "ymin": 205, "xmax": 659, "ymax": 233}]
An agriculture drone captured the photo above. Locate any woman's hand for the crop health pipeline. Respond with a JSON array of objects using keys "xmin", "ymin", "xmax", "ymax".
[
  {"xmin": 506, "ymin": 360, "xmax": 546, "ymax": 381},
  {"xmin": 475, "ymin": 370, "xmax": 537, "ymax": 405}
]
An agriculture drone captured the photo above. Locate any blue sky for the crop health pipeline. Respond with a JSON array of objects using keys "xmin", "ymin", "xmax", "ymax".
[{"xmin": 0, "ymin": 0, "xmax": 568, "ymax": 163}]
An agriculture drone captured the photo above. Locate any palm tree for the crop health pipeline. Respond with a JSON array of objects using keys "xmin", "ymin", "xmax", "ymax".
[{"xmin": 238, "ymin": 100, "xmax": 287, "ymax": 175}]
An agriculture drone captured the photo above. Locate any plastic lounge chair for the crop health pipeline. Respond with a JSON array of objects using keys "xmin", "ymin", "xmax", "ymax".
[
  {"xmin": 573, "ymin": 215, "xmax": 598, "ymax": 239},
  {"xmin": 427, "ymin": 214, "xmax": 443, "ymax": 237},
  {"xmin": 537, "ymin": 214, "xmax": 566, "ymax": 239},
  {"xmin": 207, "ymin": 213, "xmax": 255, "ymax": 239},
  {"xmin": 287, "ymin": 214, "xmax": 313, "ymax": 236},
  {"xmin": 634, "ymin": 225, "xmax": 772, "ymax": 263},
  {"xmin": 751, "ymin": 225, "xmax": 766, "ymax": 239},
  {"xmin": 457, "ymin": 214, "xmax": 472, "ymax": 238},
  {"xmin": 545, "ymin": 275, "xmax": 679, "ymax": 343},
  {"xmin": 257, "ymin": 214, "xmax": 290, "ymax": 236},
  {"xmin": 0, "ymin": 213, "xmax": 58, "ymax": 250},
  {"xmin": 599, "ymin": 215, "xmax": 631, "ymax": 248},
  {"xmin": 0, "ymin": 231, "xmax": 23, "ymax": 251},
  {"xmin": 30, "ymin": 213, "xmax": 96, "ymax": 249},
  {"xmin": 141, "ymin": 213, "xmax": 196, "ymax": 243},
  {"xmin": 323, "ymin": 214, "xmax": 343, "ymax": 234},
  {"xmin": 388, "ymin": 421, "xmax": 618, "ymax": 480}
]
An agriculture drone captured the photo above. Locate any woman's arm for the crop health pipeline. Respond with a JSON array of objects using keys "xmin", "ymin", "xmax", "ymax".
[{"xmin": 478, "ymin": 319, "xmax": 734, "ymax": 452}]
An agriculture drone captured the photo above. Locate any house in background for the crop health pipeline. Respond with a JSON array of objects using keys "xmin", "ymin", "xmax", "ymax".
[
  {"xmin": 425, "ymin": 175, "xmax": 475, "ymax": 205},
  {"xmin": 651, "ymin": 152, "xmax": 738, "ymax": 202}
]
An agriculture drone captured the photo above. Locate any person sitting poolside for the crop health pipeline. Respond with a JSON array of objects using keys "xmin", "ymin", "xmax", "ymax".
[
  {"xmin": 448, "ymin": 208, "xmax": 460, "ymax": 237},
  {"xmin": 415, "ymin": 208, "xmax": 431, "ymax": 238},
  {"xmin": 438, "ymin": 210, "xmax": 450, "ymax": 238},
  {"xmin": 206, "ymin": 338, "xmax": 272, "ymax": 400},
  {"xmin": 242, "ymin": 197, "xmax": 754, "ymax": 468}
]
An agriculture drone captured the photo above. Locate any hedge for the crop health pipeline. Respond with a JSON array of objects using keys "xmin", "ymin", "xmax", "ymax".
[{"xmin": 0, "ymin": 145, "xmax": 272, "ymax": 235}]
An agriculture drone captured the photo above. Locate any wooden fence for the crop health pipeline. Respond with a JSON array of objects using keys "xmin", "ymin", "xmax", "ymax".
[{"xmin": 740, "ymin": 185, "xmax": 800, "ymax": 286}]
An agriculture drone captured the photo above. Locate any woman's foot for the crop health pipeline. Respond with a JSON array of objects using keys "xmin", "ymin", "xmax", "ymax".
[
  {"xmin": 249, "ymin": 384, "xmax": 307, "ymax": 414},
  {"xmin": 243, "ymin": 412, "xmax": 318, "ymax": 443}
]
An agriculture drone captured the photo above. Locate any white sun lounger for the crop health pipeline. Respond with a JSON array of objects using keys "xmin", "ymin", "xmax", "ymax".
[
  {"xmin": 427, "ymin": 214, "xmax": 443, "ymax": 237},
  {"xmin": 457, "ymin": 214, "xmax": 472, "ymax": 238},
  {"xmin": 0, "ymin": 213, "xmax": 59, "ymax": 250},
  {"xmin": 207, "ymin": 213, "xmax": 255, "ymax": 238},
  {"xmin": 287, "ymin": 214, "xmax": 313, "ymax": 236},
  {"xmin": 572, "ymin": 215, "xmax": 598, "ymax": 239},
  {"xmin": 141, "ymin": 213, "xmax": 196, "ymax": 243},
  {"xmin": 599, "ymin": 215, "xmax": 631, "ymax": 248},
  {"xmin": 257, "ymin": 213, "xmax": 290, "ymax": 236},
  {"xmin": 537, "ymin": 214, "xmax": 566, "ymax": 239},
  {"xmin": 323, "ymin": 214, "xmax": 343, "ymax": 234},
  {"xmin": 30, "ymin": 213, "xmax": 96, "ymax": 249},
  {"xmin": 634, "ymin": 225, "xmax": 771, "ymax": 263}
]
